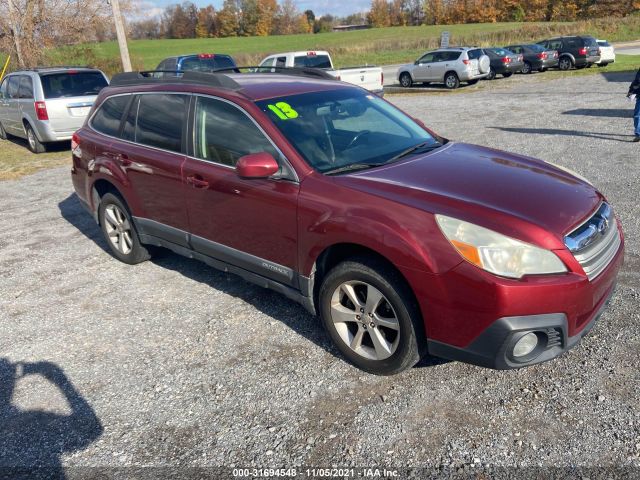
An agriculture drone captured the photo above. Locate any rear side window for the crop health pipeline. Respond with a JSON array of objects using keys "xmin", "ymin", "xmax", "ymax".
[
  {"xmin": 507, "ymin": 46, "xmax": 522, "ymax": 54},
  {"xmin": 548, "ymin": 40, "xmax": 562, "ymax": 50},
  {"xmin": 275, "ymin": 56, "xmax": 287, "ymax": 68},
  {"xmin": 135, "ymin": 94, "xmax": 187, "ymax": 153},
  {"xmin": 489, "ymin": 48, "xmax": 510, "ymax": 57},
  {"xmin": 581, "ymin": 37, "xmax": 596, "ymax": 47},
  {"xmin": 91, "ymin": 95, "xmax": 131, "ymax": 137},
  {"xmin": 598, "ymin": 40, "xmax": 611, "ymax": 47},
  {"xmin": 18, "ymin": 76, "xmax": 34, "ymax": 99},
  {"xmin": 293, "ymin": 55, "xmax": 331, "ymax": 69},
  {"xmin": 444, "ymin": 51, "xmax": 461, "ymax": 61},
  {"xmin": 528, "ymin": 44, "xmax": 546, "ymax": 53},
  {"xmin": 40, "ymin": 72, "xmax": 108, "ymax": 99},
  {"xmin": 194, "ymin": 96, "xmax": 278, "ymax": 167}
]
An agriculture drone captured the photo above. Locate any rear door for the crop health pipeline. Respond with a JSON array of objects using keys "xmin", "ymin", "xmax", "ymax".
[
  {"xmin": 111, "ymin": 92, "xmax": 191, "ymax": 238},
  {"xmin": 39, "ymin": 70, "xmax": 108, "ymax": 138},
  {"xmin": 466, "ymin": 49, "xmax": 483, "ymax": 76},
  {"xmin": 182, "ymin": 95, "xmax": 299, "ymax": 285}
]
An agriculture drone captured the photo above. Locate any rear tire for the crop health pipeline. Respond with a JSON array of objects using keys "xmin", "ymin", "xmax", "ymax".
[
  {"xmin": 598, "ymin": 63, "xmax": 609, "ymax": 68},
  {"xmin": 558, "ymin": 57, "xmax": 572, "ymax": 71},
  {"xmin": 486, "ymin": 68, "xmax": 496, "ymax": 81},
  {"xmin": 98, "ymin": 192, "xmax": 151, "ymax": 265},
  {"xmin": 503, "ymin": 72, "xmax": 513, "ymax": 78},
  {"xmin": 318, "ymin": 257, "xmax": 424, "ymax": 375},
  {"xmin": 399, "ymin": 72, "xmax": 413, "ymax": 88},
  {"xmin": 25, "ymin": 124, "xmax": 45, "ymax": 153},
  {"xmin": 444, "ymin": 72, "xmax": 460, "ymax": 89},
  {"xmin": 521, "ymin": 61, "xmax": 532, "ymax": 74}
]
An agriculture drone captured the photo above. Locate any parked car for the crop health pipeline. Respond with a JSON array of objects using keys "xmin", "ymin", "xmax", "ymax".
[
  {"xmin": 257, "ymin": 51, "xmax": 384, "ymax": 96},
  {"xmin": 595, "ymin": 40, "xmax": 616, "ymax": 67},
  {"xmin": 504, "ymin": 44, "xmax": 559, "ymax": 74},
  {"xmin": 155, "ymin": 53, "xmax": 237, "ymax": 74},
  {"xmin": 397, "ymin": 47, "xmax": 490, "ymax": 89},
  {"xmin": 71, "ymin": 69, "xmax": 623, "ymax": 375},
  {"xmin": 537, "ymin": 36, "xmax": 600, "ymax": 71},
  {"xmin": 479, "ymin": 48, "xmax": 524, "ymax": 80},
  {"xmin": 0, "ymin": 67, "xmax": 108, "ymax": 153}
]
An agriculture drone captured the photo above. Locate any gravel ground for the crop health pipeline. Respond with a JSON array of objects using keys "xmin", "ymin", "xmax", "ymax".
[{"xmin": 0, "ymin": 72, "xmax": 639, "ymax": 479}]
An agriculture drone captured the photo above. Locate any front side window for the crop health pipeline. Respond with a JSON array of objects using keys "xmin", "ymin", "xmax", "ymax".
[
  {"xmin": 194, "ymin": 96, "xmax": 278, "ymax": 167},
  {"xmin": 257, "ymin": 89, "xmax": 439, "ymax": 174},
  {"xmin": 40, "ymin": 71, "xmax": 108, "ymax": 99},
  {"xmin": 135, "ymin": 94, "xmax": 187, "ymax": 153},
  {"xmin": 18, "ymin": 76, "xmax": 34, "ymax": 99},
  {"xmin": 91, "ymin": 95, "xmax": 131, "ymax": 137},
  {"xmin": 418, "ymin": 53, "xmax": 435, "ymax": 64}
]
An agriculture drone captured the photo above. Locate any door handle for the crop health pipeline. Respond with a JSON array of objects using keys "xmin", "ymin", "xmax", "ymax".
[{"xmin": 186, "ymin": 175, "xmax": 209, "ymax": 189}]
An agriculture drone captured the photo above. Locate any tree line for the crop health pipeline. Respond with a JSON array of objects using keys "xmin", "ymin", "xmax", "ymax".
[{"xmin": 131, "ymin": 0, "xmax": 639, "ymax": 40}]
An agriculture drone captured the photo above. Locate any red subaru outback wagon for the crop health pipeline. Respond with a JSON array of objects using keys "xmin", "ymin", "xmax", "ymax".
[{"xmin": 70, "ymin": 70, "xmax": 623, "ymax": 375}]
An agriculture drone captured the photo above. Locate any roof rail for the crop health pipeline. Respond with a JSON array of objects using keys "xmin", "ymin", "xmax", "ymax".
[
  {"xmin": 215, "ymin": 66, "xmax": 338, "ymax": 81},
  {"xmin": 109, "ymin": 70, "xmax": 242, "ymax": 90}
]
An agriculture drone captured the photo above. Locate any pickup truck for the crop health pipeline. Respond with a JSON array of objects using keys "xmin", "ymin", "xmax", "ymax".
[{"xmin": 258, "ymin": 50, "xmax": 384, "ymax": 96}]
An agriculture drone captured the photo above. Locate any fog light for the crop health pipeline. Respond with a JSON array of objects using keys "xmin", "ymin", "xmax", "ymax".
[{"xmin": 513, "ymin": 332, "xmax": 539, "ymax": 358}]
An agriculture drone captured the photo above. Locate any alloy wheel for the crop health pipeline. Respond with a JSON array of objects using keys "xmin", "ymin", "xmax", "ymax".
[
  {"xmin": 330, "ymin": 280, "xmax": 400, "ymax": 361},
  {"xmin": 27, "ymin": 128, "xmax": 36, "ymax": 150},
  {"xmin": 103, "ymin": 204, "xmax": 133, "ymax": 255}
]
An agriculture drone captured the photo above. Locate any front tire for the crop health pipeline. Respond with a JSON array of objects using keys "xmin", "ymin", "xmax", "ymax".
[
  {"xmin": 399, "ymin": 72, "xmax": 413, "ymax": 88},
  {"xmin": 25, "ymin": 124, "xmax": 46, "ymax": 153},
  {"xmin": 318, "ymin": 257, "xmax": 424, "ymax": 375},
  {"xmin": 486, "ymin": 68, "xmax": 496, "ymax": 81},
  {"xmin": 98, "ymin": 192, "xmax": 151, "ymax": 265}
]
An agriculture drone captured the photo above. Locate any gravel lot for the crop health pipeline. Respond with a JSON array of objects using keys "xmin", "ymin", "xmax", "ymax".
[{"xmin": 0, "ymin": 72, "xmax": 639, "ymax": 478}]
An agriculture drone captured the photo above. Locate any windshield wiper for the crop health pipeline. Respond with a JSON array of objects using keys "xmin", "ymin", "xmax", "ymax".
[
  {"xmin": 323, "ymin": 163, "xmax": 378, "ymax": 175},
  {"xmin": 386, "ymin": 141, "xmax": 442, "ymax": 163}
]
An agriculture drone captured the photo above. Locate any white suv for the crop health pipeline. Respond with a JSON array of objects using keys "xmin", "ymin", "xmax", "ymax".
[{"xmin": 397, "ymin": 47, "xmax": 490, "ymax": 89}]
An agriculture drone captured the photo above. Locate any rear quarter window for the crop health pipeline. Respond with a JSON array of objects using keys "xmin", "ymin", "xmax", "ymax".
[
  {"xmin": 91, "ymin": 95, "xmax": 131, "ymax": 137},
  {"xmin": 467, "ymin": 50, "xmax": 482, "ymax": 60},
  {"xmin": 40, "ymin": 72, "xmax": 108, "ymax": 99}
]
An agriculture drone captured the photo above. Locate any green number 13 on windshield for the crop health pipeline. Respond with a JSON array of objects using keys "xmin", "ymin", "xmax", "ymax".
[{"xmin": 268, "ymin": 102, "xmax": 299, "ymax": 120}]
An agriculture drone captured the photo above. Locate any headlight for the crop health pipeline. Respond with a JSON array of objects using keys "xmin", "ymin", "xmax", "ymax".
[{"xmin": 435, "ymin": 215, "xmax": 567, "ymax": 279}]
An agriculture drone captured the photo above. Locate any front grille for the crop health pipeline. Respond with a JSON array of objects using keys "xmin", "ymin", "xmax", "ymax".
[{"xmin": 564, "ymin": 203, "xmax": 621, "ymax": 281}]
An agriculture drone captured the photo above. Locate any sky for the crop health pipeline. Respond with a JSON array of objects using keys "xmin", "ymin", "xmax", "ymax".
[{"xmin": 132, "ymin": 0, "xmax": 371, "ymax": 19}]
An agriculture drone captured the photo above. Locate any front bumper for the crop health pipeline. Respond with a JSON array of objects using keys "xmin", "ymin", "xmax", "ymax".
[{"xmin": 427, "ymin": 283, "xmax": 615, "ymax": 369}]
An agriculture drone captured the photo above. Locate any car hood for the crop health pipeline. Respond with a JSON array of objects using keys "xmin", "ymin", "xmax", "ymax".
[{"xmin": 341, "ymin": 142, "xmax": 602, "ymax": 240}]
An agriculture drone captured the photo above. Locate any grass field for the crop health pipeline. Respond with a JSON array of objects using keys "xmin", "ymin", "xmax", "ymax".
[
  {"xmin": 0, "ymin": 138, "xmax": 70, "ymax": 181},
  {"xmin": 33, "ymin": 16, "xmax": 640, "ymax": 73}
]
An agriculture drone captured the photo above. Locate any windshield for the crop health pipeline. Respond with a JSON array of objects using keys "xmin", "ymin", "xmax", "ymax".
[
  {"xmin": 256, "ymin": 89, "xmax": 439, "ymax": 174},
  {"xmin": 40, "ymin": 72, "xmax": 107, "ymax": 99}
]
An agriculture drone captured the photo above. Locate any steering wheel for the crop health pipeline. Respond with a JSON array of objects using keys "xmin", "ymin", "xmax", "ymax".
[{"xmin": 346, "ymin": 130, "xmax": 371, "ymax": 149}]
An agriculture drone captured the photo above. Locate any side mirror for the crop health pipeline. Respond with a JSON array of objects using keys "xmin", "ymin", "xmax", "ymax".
[
  {"xmin": 414, "ymin": 60, "xmax": 420, "ymax": 65},
  {"xmin": 236, "ymin": 152, "xmax": 279, "ymax": 179}
]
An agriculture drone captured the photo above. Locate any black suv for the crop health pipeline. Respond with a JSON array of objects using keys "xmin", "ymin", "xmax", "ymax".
[{"xmin": 537, "ymin": 36, "xmax": 600, "ymax": 71}]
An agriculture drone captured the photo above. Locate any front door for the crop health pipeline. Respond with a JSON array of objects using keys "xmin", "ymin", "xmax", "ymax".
[
  {"xmin": 413, "ymin": 53, "xmax": 437, "ymax": 81},
  {"xmin": 182, "ymin": 95, "xmax": 299, "ymax": 286}
]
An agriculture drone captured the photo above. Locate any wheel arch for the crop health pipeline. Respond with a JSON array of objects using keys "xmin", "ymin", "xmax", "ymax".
[
  {"xmin": 308, "ymin": 242, "xmax": 422, "ymax": 326},
  {"xmin": 559, "ymin": 53, "xmax": 575, "ymax": 64}
]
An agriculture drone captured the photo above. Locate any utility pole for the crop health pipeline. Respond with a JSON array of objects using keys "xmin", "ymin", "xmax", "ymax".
[{"xmin": 108, "ymin": 0, "xmax": 132, "ymax": 72}]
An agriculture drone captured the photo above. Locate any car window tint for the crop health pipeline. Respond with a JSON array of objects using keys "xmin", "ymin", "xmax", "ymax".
[
  {"xmin": 259, "ymin": 57, "xmax": 274, "ymax": 68},
  {"xmin": 467, "ymin": 49, "xmax": 482, "ymax": 60},
  {"xmin": 40, "ymin": 72, "xmax": 107, "ymax": 99},
  {"xmin": 443, "ymin": 52, "xmax": 460, "ymax": 61},
  {"xmin": 121, "ymin": 96, "xmax": 138, "ymax": 142},
  {"xmin": 135, "ymin": 94, "xmax": 187, "ymax": 153},
  {"xmin": 293, "ymin": 55, "xmax": 331, "ymax": 69},
  {"xmin": 419, "ymin": 53, "xmax": 434, "ymax": 63},
  {"xmin": 18, "ymin": 76, "xmax": 33, "ymax": 99},
  {"xmin": 194, "ymin": 96, "xmax": 278, "ymax": 167},
  {"xmin": 490, "ymin": 48, "xmax": 509, "ymax": 57},
  {"xmin": 549, "ymin": 41, "xmax": 562, "ymax": 50},
  {"xmin": 0, "ymin": 78, "xmax": 7, "ymax": 98},
  {"xmin": 7, "ymin": 77, "xmax": 20, "ymax": 99},
  {"xmin": 92, "ymin": 95, "xmax": 130, "ymax": 137},
  {"xmin": 582, "ymin": 37, "xmax": 597, "ymax": 47},
  {"xmin": 214, "ymin": 56, "xmax": 235, "ymax": 69},
  {"xmin": 276, "ymin": 56, "xmax": 286, "ymax": 68},
  {"xmin": 507, "ymin": 46, "xmax": 521, "ymax": 54}
]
